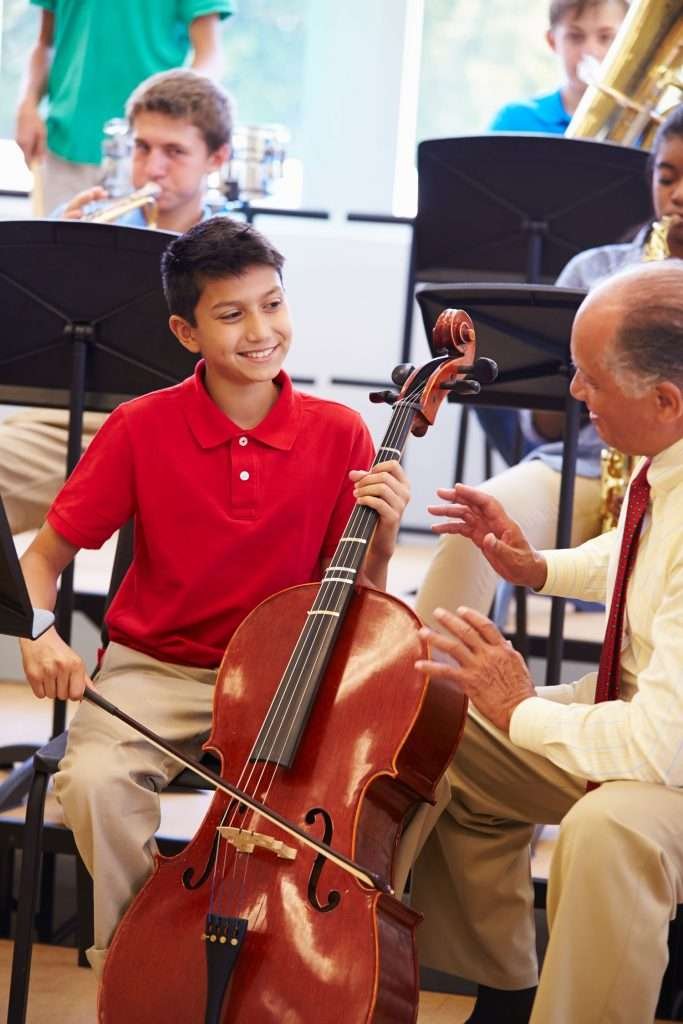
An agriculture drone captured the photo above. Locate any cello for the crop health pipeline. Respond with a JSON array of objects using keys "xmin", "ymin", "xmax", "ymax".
[{"xmin": 87, "ymin": 309, "xmax": 496, "ymax": 1023}]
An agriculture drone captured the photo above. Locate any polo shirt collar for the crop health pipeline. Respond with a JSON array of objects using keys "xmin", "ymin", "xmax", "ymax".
[{"xmin": 184, "ymin": 359, "xmax": 301, "ymax": 450}]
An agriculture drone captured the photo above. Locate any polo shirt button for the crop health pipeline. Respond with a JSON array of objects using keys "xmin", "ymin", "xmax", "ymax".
[
  {"xmin": 239, "ymin": 470, "xmax": 250, "ymax": 481},
  {"xmin": 239, "ymin": 436, "xmax": 248, "ymax": 446}
]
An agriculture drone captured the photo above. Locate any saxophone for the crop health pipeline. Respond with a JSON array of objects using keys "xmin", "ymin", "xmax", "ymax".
[{"xmin": 598, "ymin": 215, "xmax": 673, "ymax": 531}]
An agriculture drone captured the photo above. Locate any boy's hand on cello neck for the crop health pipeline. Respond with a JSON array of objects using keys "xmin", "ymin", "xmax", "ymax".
[
  {"xmin": 349, "ymin": 459, "xmax": 410, "ymax": 590},
  {"xmin": 18, "ymin": 522, "xmax": 93, "ymax": 701}
]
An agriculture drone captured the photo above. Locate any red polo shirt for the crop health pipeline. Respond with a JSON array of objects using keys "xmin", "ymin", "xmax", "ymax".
[{"xmin": 48, "ymin": 362, "xmax": 375, "ymax": 667}]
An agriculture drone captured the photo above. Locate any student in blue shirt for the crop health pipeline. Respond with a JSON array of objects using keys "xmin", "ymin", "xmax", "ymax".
[{"xmin": 490, "ymin": 0, "xmax": 627, "ymax": 135}]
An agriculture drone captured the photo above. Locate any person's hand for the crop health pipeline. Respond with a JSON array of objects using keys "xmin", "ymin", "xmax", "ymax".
[
  {"xmin": 426, "ymin": 483, "xmax": 547, "ymax": 589},
  {"xmin": 61, "ymin": 185, "xmax": 109, "ymax": 220},
  {"xmin": 416, "ymin": 606, "xmax": 535, "ymax": 733},
  {"xmin": 20, "ymin": 627, "xmax": 93, "ymax": 701},
  {"xmin": 350, "ymin": 459, "xmax": 410, "ymax": 560},
  {"xmin": 15, "ymin": 101, "xmax": 46, "ymax": 165}
]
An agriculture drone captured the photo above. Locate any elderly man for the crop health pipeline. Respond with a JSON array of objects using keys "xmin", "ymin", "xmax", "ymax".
[{"xmin": 400, "ymin": 260, "xmax": 683, "ymax": 1024}]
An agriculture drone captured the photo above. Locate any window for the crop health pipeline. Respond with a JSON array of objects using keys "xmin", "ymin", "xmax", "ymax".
[{"xmin": 417, "ymin": 0, "xmax": 556, "ymax": 141}]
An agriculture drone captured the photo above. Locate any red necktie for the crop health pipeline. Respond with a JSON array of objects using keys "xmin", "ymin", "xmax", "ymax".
[
  {"xmin": 586, "ymin": 459, "xmax": 651, "ymax": 792},
  {"xmin": 594, "ymin": 458, "xmax": 652, "ymax": 706}
]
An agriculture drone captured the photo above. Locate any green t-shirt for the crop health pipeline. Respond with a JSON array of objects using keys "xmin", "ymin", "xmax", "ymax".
[{"xmin": 33, "ymin": 0, "xmax": 233, "ymax": 165}]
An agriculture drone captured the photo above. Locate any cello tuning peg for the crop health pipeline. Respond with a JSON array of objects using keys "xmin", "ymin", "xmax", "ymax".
[
  {"xmin": 441, "ymin": 380, "xmax": 482, "ymax": 396},
  {"xmin": 391, "ymin": 363, "xmax": 415, "ymax": 387},
  {"xmin": 369, "ymin": 389, "xmax": 399, "ymax": 405}
]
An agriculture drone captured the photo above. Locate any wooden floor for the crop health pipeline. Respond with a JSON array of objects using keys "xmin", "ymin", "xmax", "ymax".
[{"xmin": 0, "ymin": 941, "xmax": 475, "ymax": 1023}]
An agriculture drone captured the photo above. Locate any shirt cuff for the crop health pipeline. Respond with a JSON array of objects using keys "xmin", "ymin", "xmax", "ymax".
[
  {"xmin": 537, "ymin": 548, "xmax": 581, "ymax": 596},
  {"xmin": 509, "ymin": 695, "xmax": 565, "ymax": 756}
]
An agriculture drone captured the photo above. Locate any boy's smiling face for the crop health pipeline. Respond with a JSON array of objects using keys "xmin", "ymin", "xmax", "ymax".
[{"xmin": 170, "ymin": 264, "xmax": 292, "ymax": 389}]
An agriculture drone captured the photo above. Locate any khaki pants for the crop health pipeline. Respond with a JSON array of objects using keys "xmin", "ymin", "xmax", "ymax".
[
  {"xmin": 396, "ymin": 694, "xmax": 683, "ymax": 1024},
  {"xmin": 0, "ymin": 409, "xmax": 105, "ymax": 534},
  {"xmin": 54, "ymin": 642, "xmax": 217, "ymax": 976},
  {"xmin": 415, "ymin": 460, "xmax": 602, "ymax": 628}
]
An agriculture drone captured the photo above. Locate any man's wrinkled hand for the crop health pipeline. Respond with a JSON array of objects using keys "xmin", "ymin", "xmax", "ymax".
[{"xmin": 415, "ymin": 606, "xmax": 536, "ymax": 733}]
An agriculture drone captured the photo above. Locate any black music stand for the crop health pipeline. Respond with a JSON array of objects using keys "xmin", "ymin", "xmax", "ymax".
[
  {"xmin": 0, "ymin": 494, "xmax": 53, "ymax": 641},
  {"xmin": 0, "ymin": 219, "xmax": 197, "ymax": 735},
  {"xmin": 416, "ymin": 282, "xmax": 588, "ymax": 686},
  {"xmin": 402, "ymin": 134, "xmax": 651, "ymax": 362}
]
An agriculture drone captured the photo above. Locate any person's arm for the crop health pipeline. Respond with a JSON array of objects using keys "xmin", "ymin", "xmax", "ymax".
[
  {"xmin": 188, "ymin": 13, "xmax": 224, "ymax": 77},
  {"xmin": 510, "ymin": 557, "xmax": 683, "ymax": 784},
  {"xmin": 15, "ymin": 9, "xmax": 54, "ymax": 166},
  {"xmin": 18, "ymin": 523, "xmax": 93, "ymax": 701}
]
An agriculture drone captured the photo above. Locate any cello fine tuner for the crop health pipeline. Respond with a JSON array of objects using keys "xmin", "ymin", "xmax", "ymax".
[{"xmin": 218, "ymin": 825, "xmax": 298, "ymax": 861}]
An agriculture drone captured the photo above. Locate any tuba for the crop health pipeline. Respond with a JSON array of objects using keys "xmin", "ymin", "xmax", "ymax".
[
  {"xmin": 565, "ymin": 0, "xmax": 683, "ymax": 148},
  {"xmin": 566, "ymin": 0, "xmax": 681, "ymax": 530}
]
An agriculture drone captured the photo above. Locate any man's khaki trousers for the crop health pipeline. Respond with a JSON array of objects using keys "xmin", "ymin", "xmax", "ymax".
[{"xmin": 395, "ymin": 690, "xmax": 683, "ymax": 1024}]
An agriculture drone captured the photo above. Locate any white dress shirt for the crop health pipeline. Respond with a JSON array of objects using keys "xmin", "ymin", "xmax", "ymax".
[{"xmin": 509, "ymin": 435, "xmax": 683, "ymax": 784}]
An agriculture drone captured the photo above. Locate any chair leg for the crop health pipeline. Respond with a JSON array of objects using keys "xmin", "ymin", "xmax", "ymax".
[
  {"xmin": 7, "ymin": 766, "xmax": 50, "ymax": 1024},
  {"xmin": 0, "ymin": 845, "xmax": 15, "ymax": 937},
  {"xmin": 75, "ymin": 851, "xmax": 93, "ymax": 967},
  {"xmin": 657, "ymin": 905, "xmax": 683, "ymax": 1021},
  {"xmin": 35, "ymin": 851, "xmax": 56, "ymax": 941}
]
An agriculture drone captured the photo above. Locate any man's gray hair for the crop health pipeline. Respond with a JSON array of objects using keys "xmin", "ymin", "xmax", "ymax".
[{"xmin": 606, "ymin": 261, "xmax": 683, "ymax": 395}]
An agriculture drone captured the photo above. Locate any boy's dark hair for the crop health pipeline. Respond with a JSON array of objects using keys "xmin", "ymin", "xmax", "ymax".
[
  {"xmin": 126, "ymin": 68, "xmax": 233, "ymax": 153},
  {"xmin": 161, "ymin": 217, "xmax": 285, "ymax": 324},
  {"xmin": 548, "ymin": 0, "xmax": 627, "ymax": 28}
]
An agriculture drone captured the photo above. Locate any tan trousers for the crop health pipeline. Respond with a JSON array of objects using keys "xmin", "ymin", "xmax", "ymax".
[
  {"xmin": 0, "ymin": 409, "xmax": 105, "ymax": 534},
  {"xmin": 395, "ymin": 695, "xmax": 683, "ymax": 1024},
  {"xmin": 415, "ymin": 459, "xmax": 602, "ymax": 628},
  {"xmin": 54, "ymin": 642, "xmax": 217, "ymax": 977}
]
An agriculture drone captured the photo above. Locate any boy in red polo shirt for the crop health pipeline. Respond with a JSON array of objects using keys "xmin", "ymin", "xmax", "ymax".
[{"xmin": 18, "ymin": 216, "xmax": 410, "ymax": 976}]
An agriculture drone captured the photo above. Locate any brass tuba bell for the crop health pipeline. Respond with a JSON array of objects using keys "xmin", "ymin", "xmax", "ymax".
[{"xmin": 565, "ymin": 0, "xmax": 683, "ymax": 148}]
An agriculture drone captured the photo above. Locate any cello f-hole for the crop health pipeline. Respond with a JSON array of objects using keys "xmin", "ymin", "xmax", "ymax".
[
  {"xmin": 305, "ymin": 807, "xmax": 341, "ymax": 913},
  {"xmin": 182, "ymin": 799, "xmax": 245, "ymax": 891}
]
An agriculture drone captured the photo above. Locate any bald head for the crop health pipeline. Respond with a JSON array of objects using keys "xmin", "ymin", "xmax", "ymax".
[{"xmin": 581, "ymin": 260, "xmax": 683, "ymax": 393}]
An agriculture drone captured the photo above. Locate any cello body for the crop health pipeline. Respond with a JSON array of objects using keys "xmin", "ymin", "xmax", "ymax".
[{"xmin": 99, "ymin": 584, "xmax": 467, "ymax": 1023}]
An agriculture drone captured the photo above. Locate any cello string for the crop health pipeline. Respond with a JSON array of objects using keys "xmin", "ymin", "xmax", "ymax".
[
  {"xmin": 208, "ymin": 391, "xmax": 422, "ymax": 916},
  {"xmin": 208, "ymin": 393, "xmax": 420, "ymax": 917},
  {"xmin": 217, "ymin": 388, "xmax": 419, "ymax": 815},
  {"xmin": 207, "ymin": 387, "xmax": 423, "ymax": 915},
  {"xmin": 220, "ymin": 390, "xmax": 418, "ymax": 806},
  {"xmin": 210, "ymin": 395, "xmax": 419, "ymax": 917},
  {"xmin": 205, "ymin": 385, "xmax": 421, "ymax": 905}
]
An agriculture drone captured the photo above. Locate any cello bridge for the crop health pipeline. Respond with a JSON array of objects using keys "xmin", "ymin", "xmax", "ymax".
[{"xmin": 218, "ymin": 825, "xmax": 297, "ymax": 860}]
